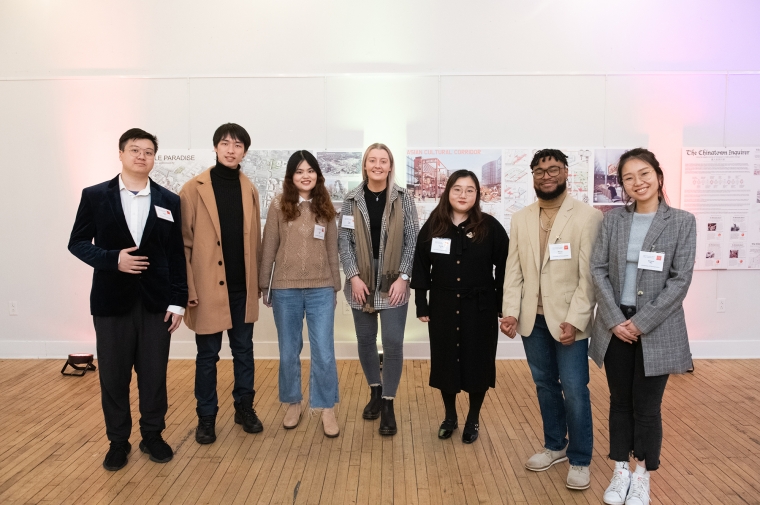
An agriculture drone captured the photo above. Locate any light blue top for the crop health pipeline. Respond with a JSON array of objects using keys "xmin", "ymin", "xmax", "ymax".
[{"xmin": 620, "ymin": 211, "xmax": 656, "ymax": 306}]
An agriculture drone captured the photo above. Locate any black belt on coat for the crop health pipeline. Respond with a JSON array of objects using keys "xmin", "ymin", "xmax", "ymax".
[{"xmin": 431, "ymin": 284, "xmax": 494, "ymax": 312}]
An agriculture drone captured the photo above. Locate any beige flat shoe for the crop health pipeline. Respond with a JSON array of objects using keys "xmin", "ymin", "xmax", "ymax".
[
  {"xmin": 283, "ymin": 402, "xmax": 302, "ymax": 429},
  {"xmin": 322, "ymin": 408, "xmax": 340, "ymax": 438}
]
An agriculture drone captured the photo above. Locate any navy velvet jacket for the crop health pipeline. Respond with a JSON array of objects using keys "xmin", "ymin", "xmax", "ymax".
[{"xmin": 68, "ymin": 175, "xmax": 188, "ymax": 316}]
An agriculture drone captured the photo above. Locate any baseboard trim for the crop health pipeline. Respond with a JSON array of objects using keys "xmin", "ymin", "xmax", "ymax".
[{"xmin": 1, "ymin": 339, "xmax": 759, "ymax": 360}]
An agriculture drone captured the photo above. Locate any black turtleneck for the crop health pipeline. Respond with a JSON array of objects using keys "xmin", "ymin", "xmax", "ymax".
[{"xmin": 210, "ymin": 161, "xmax": 246, "ymax": 293}]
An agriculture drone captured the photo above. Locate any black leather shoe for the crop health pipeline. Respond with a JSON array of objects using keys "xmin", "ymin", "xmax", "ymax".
[
  {"xmin": 462, "ymin": 421, "xmax": 479, "ymax": 444},
  {"xmin": 196, "ymin": 415, "xmax": 217, "ymax": 444},
  {"xmin": 234, "ymin": 394, "xmax": 264, "ymax": 433},
  {"xmin": 362, "ymin": 385, "xmax": 383, "ymax": 420},
  {"xmin": 103, "ymin": 441, "xmax": 131, "ymax": 471},
  {"xmin": 379, "ymin": 398, "xmax": 397, "ymax": 436},
  {"xmin": 139, "ymin": 434, "xmax": 173, "ymax": 463},
  {"xmin": 438, "ymin": 418, "xmax": 458, "ymax": 439}
]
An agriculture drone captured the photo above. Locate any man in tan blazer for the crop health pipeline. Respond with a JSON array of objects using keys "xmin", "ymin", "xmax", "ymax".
[
  {"xmin": 500, "ymin": 149, "xmax": 603, "ymax": 491},
  {"xmin": 180, "ymin": 123, "xmax": 263, "ymax": 445}
]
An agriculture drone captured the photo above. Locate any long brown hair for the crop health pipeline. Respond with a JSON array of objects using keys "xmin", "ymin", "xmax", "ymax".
[
  {"xmin": 280, "ymin": 150, "xmax": 336, "ymax": 223},
  {"xmin": 425, "ymin": 170, "xmax": 488, "ymax": 243},
  {"xmin": 618, "ymin": 148, "xmax": 668, "ymax": 212}
]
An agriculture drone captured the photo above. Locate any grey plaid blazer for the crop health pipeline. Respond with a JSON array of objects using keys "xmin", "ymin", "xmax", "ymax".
[
  {"xmin": 338, "ymin": 181, "xmax": 419, "ymax": 311},
  {"xmin": 588, "ymin": 202, "xmax": 697, "ymax": 376}
]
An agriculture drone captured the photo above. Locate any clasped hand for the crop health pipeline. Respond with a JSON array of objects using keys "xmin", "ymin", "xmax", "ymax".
[{"xmin": 612, "ymin": 320, "xmax": 642, "ymax": 344}]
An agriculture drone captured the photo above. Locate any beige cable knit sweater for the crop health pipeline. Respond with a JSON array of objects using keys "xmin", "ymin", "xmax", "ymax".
[{"xmin": 259, "ymin": 195, "xmax": 341, "ymax": 295}]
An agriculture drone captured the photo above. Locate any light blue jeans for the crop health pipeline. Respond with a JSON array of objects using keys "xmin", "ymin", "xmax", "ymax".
[{"xmin": 271, "ymin": 287, "xmax": 339, "ymax": 408}]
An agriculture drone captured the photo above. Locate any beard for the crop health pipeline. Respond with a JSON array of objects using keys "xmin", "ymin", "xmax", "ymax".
[{"xmin": 535, "ymin": 180, "xmax": 567, "ymax": 201}]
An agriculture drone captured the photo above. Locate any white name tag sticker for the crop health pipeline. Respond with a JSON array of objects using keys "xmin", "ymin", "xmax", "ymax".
[
  {"xmin": 341, "ymin": 215, "xmax": 355, "ymax": 229},
  {"xmin": 431, "ymin": 237, "xmax": 452, "ymax": 254},
  {"xmin": 549, "ymin": 243, "xmax": 571, "ymax": 260},
  {"xmin": 638, "ymin": 251, "xmax": 665, "ymax": 271},
  {"xmin": 155, "ymin": 205, "xmax": 174, "ymax": 222},
  {"xmin": 314, "ymin": 224, "xmax": 326, "ymax": 240}
]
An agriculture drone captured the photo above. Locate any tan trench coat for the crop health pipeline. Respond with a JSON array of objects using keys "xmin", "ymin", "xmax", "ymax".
[{"xmin": 179, "ymin": 168, "xmax": 262, "ymax": 334}]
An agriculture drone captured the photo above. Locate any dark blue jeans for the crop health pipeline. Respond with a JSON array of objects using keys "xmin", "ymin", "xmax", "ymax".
[
  {"xmin": 522, "ymin": 314, "xmax": 593, "ymax": 466},
  {"xmin": 195, "ymin": 290, "xmax": 254, "ymax": 417}
]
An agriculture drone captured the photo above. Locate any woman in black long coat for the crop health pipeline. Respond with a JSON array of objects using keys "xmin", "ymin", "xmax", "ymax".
[{"xmin": 411, "ymin": 170, "xmax": 509, "ymax": 444}]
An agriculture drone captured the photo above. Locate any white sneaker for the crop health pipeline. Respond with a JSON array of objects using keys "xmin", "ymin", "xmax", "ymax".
[
  {"xmin": 626, "ymin": 468, "xmax": 650, "ymax": 505},
  {"xmin": 603, "ymin": 461, "xmax": 630, "ymax": 504},
  {"xmin": 524, "ymin": 446, "xmax": 568, "ymax": 471}
]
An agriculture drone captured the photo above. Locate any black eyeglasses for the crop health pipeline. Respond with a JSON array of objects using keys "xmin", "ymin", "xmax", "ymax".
[{"xmin": 531, "ymin": 166, "xmax": 562, "ymax": 179}]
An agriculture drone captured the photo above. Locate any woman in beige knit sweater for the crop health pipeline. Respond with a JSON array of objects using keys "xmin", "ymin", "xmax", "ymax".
[{"xmin": 259, "ymin": 150, "xmax": 342, "ymax": 437}]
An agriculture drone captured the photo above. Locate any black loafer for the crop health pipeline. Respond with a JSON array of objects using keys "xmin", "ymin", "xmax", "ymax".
[
  {"xmin": 139, "ymin": 434, "xmax": 173, "ymax": 463},
  {"xmin": 103, "ymin": 441, "xmax": 131, "ymax": 471},
  {"xmin": 462, "ymin": 421, "xmax": 479, "ymax": 444},
  {"xmin": 438, "ymin": 418, "xmax": 458, "ymax": 439}
]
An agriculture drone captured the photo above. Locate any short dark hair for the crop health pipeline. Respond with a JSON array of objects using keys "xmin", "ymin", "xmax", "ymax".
[
  {"xmin": 213, "ymin": 123, "xmax": 251, "ymax": 152},
  {"xmin": 119, "ymin": 128, "xmax": 158, "ymax": 152},
  {"xmin": 530, "ymin": 149, "xmax": 568, "ymax": 169}
]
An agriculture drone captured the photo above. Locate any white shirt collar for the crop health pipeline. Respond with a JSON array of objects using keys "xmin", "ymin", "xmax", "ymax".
[
  {"xmin": 119, "ymin": 174, "xmax": 151, "ymax": 196},
  {"xmin": 298, "ymin": 195, "xmax": 312, "ymax": 203}
]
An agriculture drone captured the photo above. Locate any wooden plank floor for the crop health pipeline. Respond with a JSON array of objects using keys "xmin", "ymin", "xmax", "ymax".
[{"xmin": 0, "ymin": 359, "xmax": 759, "ymax": 504}]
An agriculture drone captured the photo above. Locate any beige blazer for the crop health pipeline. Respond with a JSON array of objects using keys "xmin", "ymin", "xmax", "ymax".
[
  {"xmin": 179, "ymin": 168, "xmax": 262, "ymax": 334},
  {"xmin": 502, "ymin": 195, "xmax": 603, "ymax": 341}
]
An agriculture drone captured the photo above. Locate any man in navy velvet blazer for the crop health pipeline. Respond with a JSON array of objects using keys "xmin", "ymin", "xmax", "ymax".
[{"xmin": 68, "ymin": 128, "xmax": 187, "ymax": 472}]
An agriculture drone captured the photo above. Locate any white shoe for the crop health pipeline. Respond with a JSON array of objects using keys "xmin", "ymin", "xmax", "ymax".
[
  {"xmin": 524, "ymin": 446, "xmax": 568, "ymax": 471},
  {"xmin": 603, "ymin": 461, "xmax": 630, "ymax": 504},
  {"xmin": 566, "ymin": 465, "xmax": 590, "ymax": 490},
  {"xmin": 626, "ymin": 468, "xmax": 650, "ymax": 505}
]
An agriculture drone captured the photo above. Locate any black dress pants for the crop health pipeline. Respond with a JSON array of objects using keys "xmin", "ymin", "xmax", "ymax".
[
  {"xmin": 93, "ymin": 300, "xmax": 172, "ymax": 442},
  {"xmin": 604, "ymin": 306, "xmax": 669, "ymax": 470}
]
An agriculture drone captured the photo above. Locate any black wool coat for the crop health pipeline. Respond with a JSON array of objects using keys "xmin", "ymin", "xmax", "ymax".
[{"xmin": 411, "ymin": 214, "xmax": 509, "ymax": 393}]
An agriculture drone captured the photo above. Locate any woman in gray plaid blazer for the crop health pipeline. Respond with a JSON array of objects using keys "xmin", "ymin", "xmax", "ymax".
[
  {"xmin": 589, "ymin": 148, "xmax": 696, "ymax": 505},
  {"xmin": 338, "ymin": 143, "xmax": 419, "ymax": 436}
]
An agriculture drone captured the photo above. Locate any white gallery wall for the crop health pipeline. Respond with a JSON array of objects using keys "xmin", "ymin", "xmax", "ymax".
[{"xmin": 0, "ymin": 0, "xmax": 759, "ymax": 358}]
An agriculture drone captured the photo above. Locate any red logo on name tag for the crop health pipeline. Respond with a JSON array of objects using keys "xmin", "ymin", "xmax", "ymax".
[
  {"xmin": 564, "ymin": 245, "xmax": 568, "ymax": 250},
  {"xmin": 656, "ymin": 255, "xmax": 662, "ymax": 260}
]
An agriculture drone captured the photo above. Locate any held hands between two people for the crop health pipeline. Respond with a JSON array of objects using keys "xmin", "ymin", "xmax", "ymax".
[
  {"xmin": 612, "ymin": 320, "xmax": 642, "ymax": 344},
  {"xmin": 351, "ymin": 275, "xmax": 408, "ymax": 306},
  {"xmin": 498, "ymin": 316, "xmax": 577, "ymax": 346}
]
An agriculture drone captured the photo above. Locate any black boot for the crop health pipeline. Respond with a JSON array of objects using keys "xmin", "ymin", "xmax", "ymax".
[
  {"xmin": 379, "ymin": 398, "xmax": 397, "ymax": 436},
  {"xmin": 362, "ymin": 385, "xmax": 383, "ymax": 420},
  {"xmin": 234, "ymin": 393, "xmax": 263, "ymax": 433},
  {"xmin": 195, "ymin": 415, "xmax": 217, "ymax": 444}
]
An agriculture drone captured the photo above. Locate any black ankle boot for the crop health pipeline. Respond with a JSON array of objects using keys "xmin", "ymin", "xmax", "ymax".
[
  {"xmin": 379, "ymin": 398, "xmax": 397, "ymax": 436},
  {"xmin": 362, "ymin": 385, "xmax": 383, "ymax": 420},
  {"xmin": 195, "ymin": 415, "xmax": 217, "ymax": 444},
  {"xmin": 234, "ymin": 393, "xmax": 263, "ymax": 433}
]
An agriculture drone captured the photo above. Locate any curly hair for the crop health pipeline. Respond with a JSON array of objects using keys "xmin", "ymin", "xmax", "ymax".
[{"xmin": 280, "ymin": 150, "xmax": 336, "ymax": 224}]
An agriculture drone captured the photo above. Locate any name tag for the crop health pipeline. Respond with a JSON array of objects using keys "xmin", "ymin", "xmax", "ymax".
[
  {"xmin": 549, "ymin": 243, "xmax": 571, "ymax": 260},
  {"xmin": 431, "ymin": 237, "xmax": 451, "ymax": 254},
  {"xmin": 155, "ymin": 205, "xmax": 174, "ymax": 222},
  {"xmin": 341, "ymin": 215, "xmax": 355, "ymax": 229},
  {"xmin": 638, "ymin": 251, "xmax": 665, "ymax": 271},
  {"xmin": 314, "ymin": 224, "xmax": 326, "ymax": 240}
]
